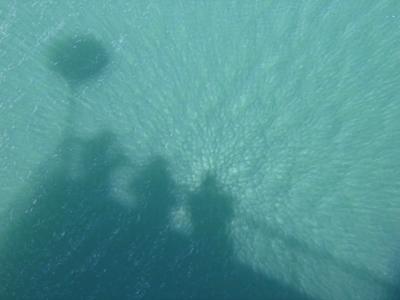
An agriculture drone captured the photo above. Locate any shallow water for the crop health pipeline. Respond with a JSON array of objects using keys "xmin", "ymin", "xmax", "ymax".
[{"xmin": 0, "ymin": 1, "xmax": 399, "ymax": 299}]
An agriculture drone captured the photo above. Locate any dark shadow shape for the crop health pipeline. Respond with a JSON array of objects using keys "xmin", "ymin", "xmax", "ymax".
[
  {"xmin": 0, "ymin": 131, "xmax": 131, "ymax": 299},
  {"xmin": 132, "ymin": 157, "xmax": 176, "ymax": 232},
  {"xmin": 91, "ymin": 156, "xmax": 187, "ymax": 300},
  {"xmin": 389, "ymin": 262, "xmax": 400, "ymax": 300},
  {"xmin": 48, "ymin": 34, "xmax": 110, "ymax": 87},
  {"xmin": 181, "ymin": 173, "xmax": 314, "ymax": 300},
  {"xmin": 0, "ymin": 137, "xmax": 318, "ymax": 300}
]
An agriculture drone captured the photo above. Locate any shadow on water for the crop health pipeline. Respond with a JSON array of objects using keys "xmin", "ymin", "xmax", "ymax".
[
  {"xmin": 47, "ymin": 33, "xmax": 111, "ymax": 90},
  {"xmin": 1, "ymin": 34, "xmax": 395, "ymax": 299},
  {"xmin": 0, "ymin": 131, "xmax": 129, "ymax": 299},
  {"xmin": 0, "ymin": 127, "xmax": 317, "ymax": 300},
  {"xmin": 13, "ymin": 29, "xmax": 400, "ymax": 299},
  {"xmin": 390, "ymin": 257, "xmax": 400, "ymax": 300},
  {"xmin": 181, "ymin": 173, "xmax": 313, "ymax": 300},
  {"xmin": 47, "ymin": 33, "xmax": 112, "ymax": 138}
]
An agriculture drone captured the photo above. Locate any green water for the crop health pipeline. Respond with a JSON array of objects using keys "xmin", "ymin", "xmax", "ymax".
[{"xmin": 0, "ymin": 1, "xmax": 399, "ymax": 299}]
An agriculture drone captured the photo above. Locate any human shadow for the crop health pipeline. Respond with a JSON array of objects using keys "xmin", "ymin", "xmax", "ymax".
[
  {"xmin": 0, "ymin": 135, "xmax": 188, "ymax": 300},
  {"xmin": 0, "ymin": 130, "xmax": 132, "ymax": 299},
  {"xmin": 91, "ymin": 156, "xmax": 189, "ymax": 300},
  {"xmin": 175, "ymin": 173, "xmax": 314, "ymax": 300},
  {"xmin": 96, "ymin": 165, "xmax": 317, "ymax": 300},
  {"xmin": 0, "ymin": 131, "xmax": 317, "ymax": 300}
]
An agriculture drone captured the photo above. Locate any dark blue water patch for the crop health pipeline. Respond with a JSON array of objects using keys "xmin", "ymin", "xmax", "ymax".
[
  {"xmin": 0, "ymin": 130, "xmax": 316, "ymax": 300},
  {"xmin": 47, "ymin": 34, "xmax": 110, "ymax": 87},
  {"xmin": 391, "ymin": 265, "xmax": 400, "ymax": 300}
]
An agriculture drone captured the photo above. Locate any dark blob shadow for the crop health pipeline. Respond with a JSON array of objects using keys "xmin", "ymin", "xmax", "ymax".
[
  {"xmin": 47, "ymin": 34, "xmax": 110, "ymax": 88},
  {"xmin": 0, "ymin": 131, "xmax": 318, "ymax": 300}
]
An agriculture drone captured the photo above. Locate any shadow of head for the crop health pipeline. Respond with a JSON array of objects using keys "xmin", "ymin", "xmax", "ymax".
[
  {"xmin": 189, "ymin": 173, "xmax": 234, "ymax": 240},
  {"xmin": 47, "ymin": 34, "xmax": 110, "ymax": 87},
  {"xmin": 80, "ymin": 131, "xmax": 126, "ymax": 172},
  {"xmin": 131, "ymin": 156, "xmax": 176, "ymax": 229}
]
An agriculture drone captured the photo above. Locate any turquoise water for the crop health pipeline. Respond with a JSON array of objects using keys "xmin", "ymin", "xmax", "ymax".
[{"xmin": 0, "ymin": 1, "xmax": 399, "ymax": 299}]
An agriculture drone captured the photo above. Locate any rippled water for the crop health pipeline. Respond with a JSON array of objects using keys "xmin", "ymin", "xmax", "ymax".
[{"xmin": 0, "ymin": 1, "xmax": 399, "ymax": 299}]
